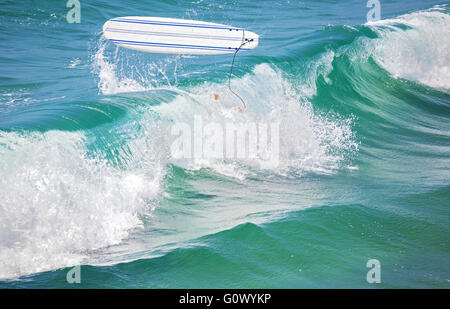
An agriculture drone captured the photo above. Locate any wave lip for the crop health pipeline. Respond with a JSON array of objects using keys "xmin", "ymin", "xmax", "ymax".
[{"xmin": 366, "ymin": 6, "xmax": 450, "ymax": 90}]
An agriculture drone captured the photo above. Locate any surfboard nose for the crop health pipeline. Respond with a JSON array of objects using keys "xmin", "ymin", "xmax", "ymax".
[{"xmin": 102, "ymin": 20, "xmax": 109, "ymax": 32}]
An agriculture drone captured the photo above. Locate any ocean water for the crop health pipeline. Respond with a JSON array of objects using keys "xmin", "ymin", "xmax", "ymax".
[{"xmin": 0, "ymin": 0, "xmax": 449, "ymax": 288}]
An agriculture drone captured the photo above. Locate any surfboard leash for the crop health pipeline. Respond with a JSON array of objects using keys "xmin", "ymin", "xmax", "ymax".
[{"xmin": 228, "ymin": 31, "xmax": 254, "ymax": 110}]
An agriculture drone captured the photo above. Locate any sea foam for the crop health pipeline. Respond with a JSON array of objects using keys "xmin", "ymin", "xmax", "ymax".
[
  {"xmin": 0, "ymin": 131, "xmax": 161, "ymax": 279},
  {"xmin": 367, "ymin": 7, "xmax": 450, "ymax": 89}
]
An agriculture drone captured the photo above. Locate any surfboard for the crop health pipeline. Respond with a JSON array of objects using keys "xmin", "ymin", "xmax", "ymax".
[{"xmin": 102, "ymin": 17, "xmax": 259, "ymax": 55}]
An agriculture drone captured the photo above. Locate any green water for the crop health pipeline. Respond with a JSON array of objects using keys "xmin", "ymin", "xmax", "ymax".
[{"xmin": 0, "ymin": 0, "xmax": 449, "ymax": 288}]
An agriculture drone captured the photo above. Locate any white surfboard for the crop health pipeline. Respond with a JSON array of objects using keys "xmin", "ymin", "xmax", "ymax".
[{"xmin": 102, "ymin": 16, "xmax": 259, "ymax": 55}]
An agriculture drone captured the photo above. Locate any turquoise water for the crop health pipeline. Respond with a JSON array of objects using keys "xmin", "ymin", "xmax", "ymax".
[{"xmin": 0, "ymin": 0, "xmax": 449, "ymax": 288}]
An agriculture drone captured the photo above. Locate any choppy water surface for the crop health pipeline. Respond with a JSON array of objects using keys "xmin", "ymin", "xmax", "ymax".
[{"xmin": 0, "ymin": 0, "xmax": 448, "ymax": 288}]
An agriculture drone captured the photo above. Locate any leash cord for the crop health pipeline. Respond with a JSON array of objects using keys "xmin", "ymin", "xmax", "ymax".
[{"xmin": 228, "ymin": 32, "xmax": 253, "ymax": 109}]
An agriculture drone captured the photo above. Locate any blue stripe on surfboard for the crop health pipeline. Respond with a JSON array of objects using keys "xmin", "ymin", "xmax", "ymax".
[
  {"xmin": 110, "ymin": 18, "xmax": 242, "ymax": 31},
  {"xmin": 111, "ymin": 18, "xmax": 242, "ymax": 30},
  {"xmin": 105, "ymin": 27, "xmax": 245, "ymax": 42},
  {"xmin": 109, "ymin": 39, "xmax": 249, "ymax": 51}
]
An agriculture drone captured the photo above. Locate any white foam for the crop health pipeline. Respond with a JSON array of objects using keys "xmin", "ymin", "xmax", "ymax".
[
  {"xmin": 366, "ymin": 7, "xmax": 450, "ymax": 89},
  {"xmin": 152, "ymin": 63, "xmax": 358, "ymax": 178},
  {"xmin": 0, "ymin": 131, "xmax": 161, "ymax": 279}
]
